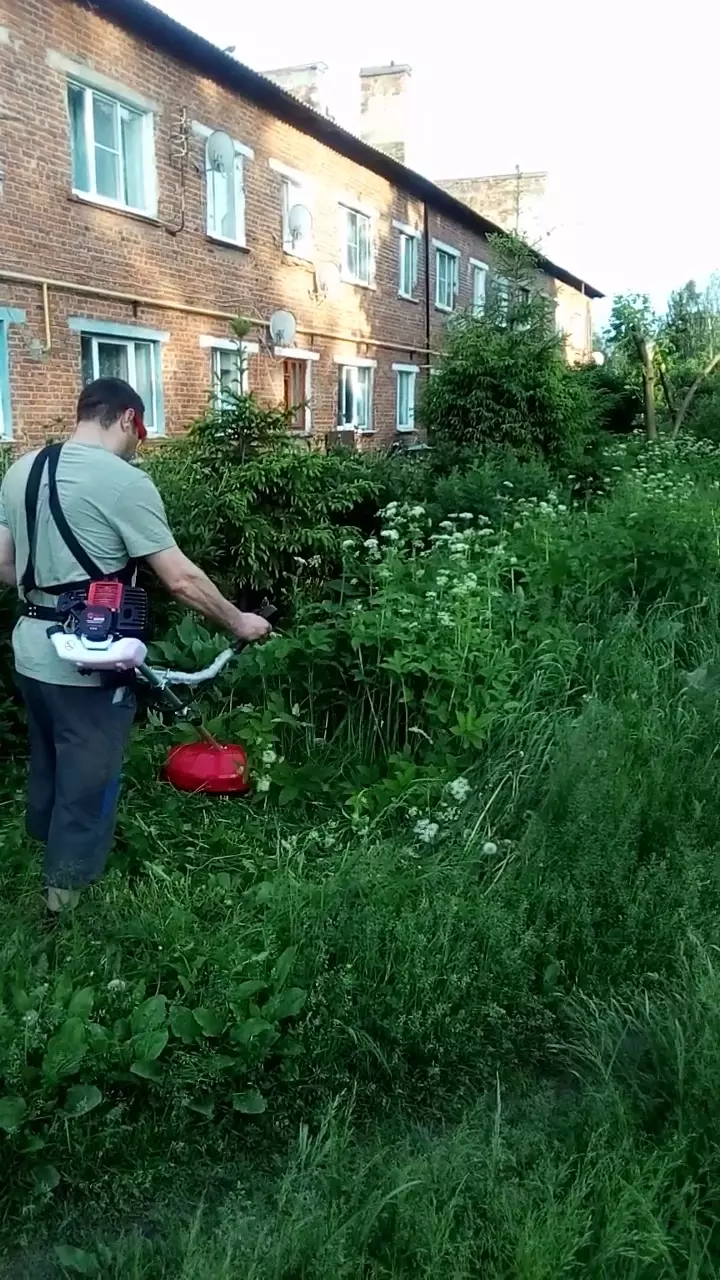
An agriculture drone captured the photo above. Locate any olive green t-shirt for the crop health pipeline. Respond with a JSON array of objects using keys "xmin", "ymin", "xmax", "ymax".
[{"xmin": 0, "ymin": 443, "xmax": 176, "ymax": 686}]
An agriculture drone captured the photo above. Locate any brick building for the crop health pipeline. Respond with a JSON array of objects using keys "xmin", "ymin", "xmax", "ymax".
[{"xmin": 0, "ymin": 0, "xmax": 602, "ymax": 450}]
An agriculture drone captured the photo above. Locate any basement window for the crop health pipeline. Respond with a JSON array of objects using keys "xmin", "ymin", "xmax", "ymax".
[
  {"xmin": 336, "ymin": 360, "xmax": 375, "ymax": 431},
  {"xmin": 68, "ymin": 81, "xmax": 156, "ymax": 216}
]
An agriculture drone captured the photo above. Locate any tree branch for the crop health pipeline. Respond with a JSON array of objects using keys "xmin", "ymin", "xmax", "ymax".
[{"xmin": 671, "ymin": 352, "xmax": 720, "ymax": 438}]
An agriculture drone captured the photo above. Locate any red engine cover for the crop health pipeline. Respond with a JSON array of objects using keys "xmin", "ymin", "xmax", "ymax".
[{"xmin": 163, "ymin": 741, "xmax": 250, "ymax": 794}]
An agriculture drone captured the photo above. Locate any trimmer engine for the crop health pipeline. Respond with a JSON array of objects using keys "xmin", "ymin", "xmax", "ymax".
[{"xmin": 48, "ymin": 581, "xmax": 150, "ymax": 672}]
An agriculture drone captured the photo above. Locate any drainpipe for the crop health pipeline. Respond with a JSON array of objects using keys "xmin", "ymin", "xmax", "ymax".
[{"xmin": 423, "ymin": 201, "xmax": 431, "ymax": 369}]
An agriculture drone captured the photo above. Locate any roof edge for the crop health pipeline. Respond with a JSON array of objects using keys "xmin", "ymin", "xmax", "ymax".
[{"xmin": 76, "ymin": 0, "xmax": 604, "ymax": 300}]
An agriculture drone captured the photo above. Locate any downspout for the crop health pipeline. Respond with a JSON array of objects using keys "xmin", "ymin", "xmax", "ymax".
[{"xmin": 423, "ymin": 201, "xmax": 431, "ymax": 369}]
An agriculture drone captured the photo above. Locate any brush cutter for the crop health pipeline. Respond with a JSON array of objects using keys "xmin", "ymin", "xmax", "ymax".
[
  {"xmin": 139, "ymin": 602, "xmax": 276, "ymax": 795},
  {"xmin": 47, "ymin": 584, "xmax": 276, "ymax": 794}
]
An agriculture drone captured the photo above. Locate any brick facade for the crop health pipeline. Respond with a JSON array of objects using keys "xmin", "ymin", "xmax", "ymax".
[{"xmin": 0, "ymin": 0, "xmax": 600, "ymax": 451}]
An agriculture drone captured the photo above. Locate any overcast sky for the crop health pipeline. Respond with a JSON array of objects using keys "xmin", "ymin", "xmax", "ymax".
[{"xmin": 155, "ymin": 0, "xmax": 719, "ymax": 319}]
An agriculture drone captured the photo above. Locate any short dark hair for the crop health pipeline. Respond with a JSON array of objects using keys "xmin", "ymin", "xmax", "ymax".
[{"xmin": 76, "ymin": 378, "xmax": 145, "ymax": 428}]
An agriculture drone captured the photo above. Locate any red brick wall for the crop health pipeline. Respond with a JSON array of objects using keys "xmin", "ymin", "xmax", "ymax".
[{"xmin": 0, "ymin": 0, "xmax": 594, "ymax": 449}]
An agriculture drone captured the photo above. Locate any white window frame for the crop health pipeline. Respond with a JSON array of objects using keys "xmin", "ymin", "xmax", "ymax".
[
  {"xmin": 0, "ymin": 320, "xmax": 10, "ymax": 440},
  {"xmin": 333, "ymin": 355, "xmax": 376, "ymax": 433},
  {"xmin": 393, "ymin": 362, "xmax": 418, "ymax": 432},
  {"xmin": 397, "ymin": 225, "xmax": 420, "ymax": 301},
  {"xmin": 192, "ymin": 122, "xmax": 253, "ymax": 249},
  {"xmin": 276, "ymin": 347, "xmax": 318, "ymax": 433},
  {"xmin": 200, "ymin": 335, "xmax": 259, "ymax": 404},
  {"xmin": 270, "ymin": 160, "xmax": 314, "ymax": 261},
  {"xmin": 339, "ymin": 201, "xmax": 375, "ymax": 288},
  {"xmin": 74, "ymin": 322, "xmax": 166, "ymax": 435},
  {"xmin": 470, "ymin": 258, "xmax": 489, "ymax": 315},
  {"xmin": 67, "ymin": 79, "xmax": 157, "ymax": 217},
  {"xmin": 433, "ymin": 240, "xmax": 460, "ymax": 312}
]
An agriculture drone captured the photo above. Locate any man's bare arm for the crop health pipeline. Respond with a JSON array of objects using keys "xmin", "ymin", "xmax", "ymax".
[
  {"xmin": 146, "ymin": 546, "xmax": 270, "ymax": 642},
  {"xmin": 0, "ymin": 527, "xmax": 16, "ymax": 587}
]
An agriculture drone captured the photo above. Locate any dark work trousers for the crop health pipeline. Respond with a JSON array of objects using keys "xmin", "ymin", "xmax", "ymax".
[{"xmin": 16, "ymin": 676, "xmax": 136, "ymax": 890}]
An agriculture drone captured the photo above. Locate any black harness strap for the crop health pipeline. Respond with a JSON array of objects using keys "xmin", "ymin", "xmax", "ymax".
[{"xmin": 20, "ymin": 443, "xmax": 136, "ymax": 605}]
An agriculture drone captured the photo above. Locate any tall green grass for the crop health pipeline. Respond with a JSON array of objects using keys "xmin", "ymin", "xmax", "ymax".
[{"xmin": 4, "ymin": 434, "xmax": 720, "ymax": 1276}]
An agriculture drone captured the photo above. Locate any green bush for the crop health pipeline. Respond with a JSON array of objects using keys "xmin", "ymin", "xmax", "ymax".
[{"xmin": 421, "ymin": 312, "xmax": 598, "ymax": 460}]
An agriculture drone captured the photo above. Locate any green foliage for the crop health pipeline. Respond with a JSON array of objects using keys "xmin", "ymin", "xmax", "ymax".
[
  {"xmin": 143, "ymin": 394, "xmax": 385, "ymax": 602},
  {"xmin": 421, "ymin": 311, "xmax": 596, "ymax": 459}
]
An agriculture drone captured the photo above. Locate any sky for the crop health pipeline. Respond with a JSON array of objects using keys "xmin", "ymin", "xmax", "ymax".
[{"xmin": 155, "ymin": 0, "xmax": 720, "ymax": 322}]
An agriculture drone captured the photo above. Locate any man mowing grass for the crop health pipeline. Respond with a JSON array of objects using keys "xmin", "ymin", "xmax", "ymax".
[{"xmin": 0, "ymin": 377, "xmax": 270, "ymax": 918}]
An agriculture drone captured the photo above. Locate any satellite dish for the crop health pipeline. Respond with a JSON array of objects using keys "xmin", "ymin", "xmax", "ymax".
[
  {"xmin": 288, "ymin": 203, "xmax": 312, "ymax": 246},
  {"xmin": 269, "ymin": 309, "xmax": 297, "ymax": 346},
  {"xmin": 314, "ymin": 261, "xmax": 340, "ymax": 299},
  {"xmin": 205, "ymin": 129, "xmax": 235, "ymax": 175}
]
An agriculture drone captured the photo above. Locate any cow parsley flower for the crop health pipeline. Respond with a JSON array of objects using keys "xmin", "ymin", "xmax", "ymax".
[{"xmin": 414, "ymin": 819, "xmax": 439, "ymax": 843}]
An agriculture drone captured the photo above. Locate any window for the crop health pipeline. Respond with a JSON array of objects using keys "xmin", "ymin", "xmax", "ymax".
[
  {"xmin": 494, "ymin": 274, "xmax": 511, "ymax": 318},
  {"xmin": 206, "ymin": 132, "xmax": 246, "ymax": 246},
  {"xmin": 393, "ymin": 364, "xmax": 418, "ymax": 432},
  {"xmin": 0, "ymin": 321, "xmax": 10, "ymax": 439},
  {"xmin": 211, "ymin": 346, "xmax": 249, "ymax": 405},
  {"xmin": 80, "ymin": 331, "xmax": 163, "ymax": 432},
  {"xmin": 336, "ymin": 361, "xmax": 375, "ymax": 431},
  {"xmin": 283, "ymin": 359, "xmax": 311, "ymax": 432},
  {"xmin": 341, "ymin": 206, "xmax": 373, "ymax": 286},
  {"xmin": 434, "ymin": 243, "xmax": 460, "ymax": 311},
  {"xmin": 470, "ymin": 260, "xmax": 488, "ymax": 315},
  {"xmin": 281, "ymin": 177, "xmax": 313, "ymax": 259},
  {"xmin": 399, "ymin": 232, "xmax": 419, "ymax": 299},
  {"xmin": 68, "ymin": 81, "xmax": 154, "ymax": 215}
]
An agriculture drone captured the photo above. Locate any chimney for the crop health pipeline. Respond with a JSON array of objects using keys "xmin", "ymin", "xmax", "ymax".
[
  {"xmin": 359, "ymin": 63, "xmax": 411, "ymax": 165},
  {"xmin": 263, "ymin": 62, "xmax": 328, "ymax": 113},
  {"xmin": 435, "ymin": 171, "xmax": 548, "ymax": 246}
]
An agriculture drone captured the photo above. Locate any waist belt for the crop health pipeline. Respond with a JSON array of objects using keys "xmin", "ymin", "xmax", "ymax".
[
  {"xmin": 20, "ymin": 603, "xmax": 62, "ymax": 622},
  {"xmin": 19, "ymin": 443, "xmax": 137, "ymax": 614}
]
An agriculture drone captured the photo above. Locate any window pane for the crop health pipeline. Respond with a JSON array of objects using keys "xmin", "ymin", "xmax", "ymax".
[
  {"xmin": 346, "ymin": 211, "xmax": 358, "ymax": 279},
  {"xmin": 92, "ymin": 94, "xmax": 117, "ymax": 150},
  {"xmin": 68, "ymin": 85, "xmax": 90, "ymax": 193},
  {"xmin": 120, "ymin": 106, "xmax": 145, "ymax": 209},
  {"xmin": 337, "ymin": 368, "xmax": 350, "ymax": 426},
  {"xmin": 355, "ymin": 368, "xmax": 370, "ymax": 429},
  {"xmin": 80, "ymin": 336, "xmax": 94, "ymax": 385},
  {"xmin": 96, "ymin": 341, "xmax": 128, "ymax": 381},
  {"xmin": 397, "ymin": 372, "xmax": 408, "ymax": 426},
  {"xmin": 357, "ymin": 216, "xmax": 370, "ymax": 283},
  {"xmin": 207, "ymin": 135, "xmax": 237, "ymax": 240},
  {"xmin": 134, "ymin": 342, "xmax": 154, "ymax": 429},
  {"xmin": 284, "ymin": 360, "xmax": 306, "ymax": 430}
]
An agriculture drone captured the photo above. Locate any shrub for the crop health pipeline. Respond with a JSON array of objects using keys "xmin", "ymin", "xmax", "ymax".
[{"xmin": 421, "ymin": 312, "xmax": 597, "ymax": 460}]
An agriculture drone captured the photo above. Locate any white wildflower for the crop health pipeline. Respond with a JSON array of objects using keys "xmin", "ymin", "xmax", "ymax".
[
  {"xmin": 482, "ymin": 841, "xmax": 498, "ymax": 856},
  {"xmin": 341, "ymin": 539, "xmax": 355, "ymax": 551},
  {"xmin": 262, "ymin": 748, "xmax": 277, "ymax": 766},
  {"xmin": 380, "ymin": 529, "xmax": 400, "ymax": 541},
  {"xmin": 447, "ymin": 777, "xmax": 471, "ymax": 803},
  {"xmin": 409, "ymin": 505, "xmax": 425, "ymax": 518},
  {"xmin": 256, "ymin": 776, "xmax": 271, "ymax": 794},
  {"xmin": 414, "ymin": 819, "xmax": 439, "ymax": 844},
  {"xmin": 107, "ymin": 978, "xmax": 126, "ymax": 994},
  {"xmin": 439, "ymin": 520, "xmax": 454, "ymax": 532},
  {"xmin": 364, "ymin": 537, "xmax": 379, "ymax": 551},
  {"xmin": 23, "ymin": 1010, "xmax": 39, "ymax": 1027},
  {"xmin": 438, "ymin": 611, "xmax": 453, "ymax": 627},
  {"xmin": 291, "ymin": 703, "xmax": 300, "ymax": 717},
  {"xmin": 458, "ymin": 512, "xmax": 474, "ymax": 521}
]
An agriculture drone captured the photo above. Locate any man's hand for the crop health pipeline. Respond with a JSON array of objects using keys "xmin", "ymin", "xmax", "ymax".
[{"xmin": 230, "ymin": 612, "xmax": 272, "ymax": 644}]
